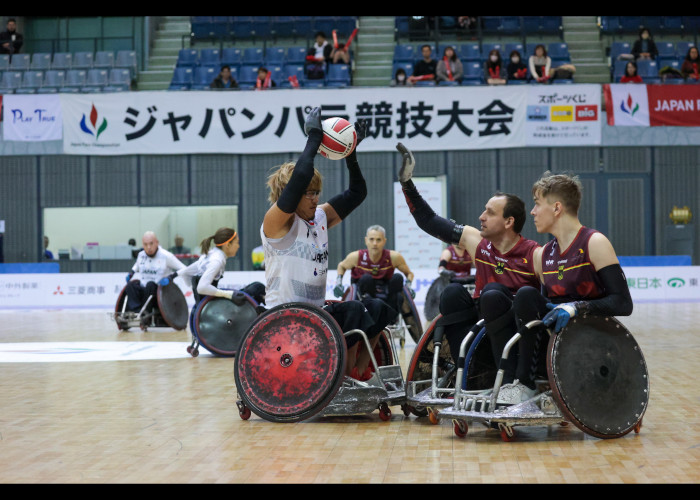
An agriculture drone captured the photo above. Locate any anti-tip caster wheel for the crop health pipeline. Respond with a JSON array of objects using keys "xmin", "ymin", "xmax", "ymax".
[{"xmin": 453, "ymin": 419, "xmax": 468, "ymax": 438}]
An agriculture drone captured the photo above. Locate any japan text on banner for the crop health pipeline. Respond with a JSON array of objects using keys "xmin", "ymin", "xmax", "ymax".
[
  {"xmin": 2, "ymin": 94, "xmax": 63, "ymax": 141},
  {"xmin": 525, "ymin": 84, "xmax": 602, "ymax": 145},
  {"xmin": 60, "ymin": 87, "xmax": 536, "ymax": 155},
  {"xmin": 603, "ymin": 84, "xmax": 700, "ymax": 127}
]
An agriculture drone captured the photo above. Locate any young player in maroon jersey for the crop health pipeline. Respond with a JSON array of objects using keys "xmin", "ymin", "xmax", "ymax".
[
  {"xmin": 498, "ymin": 171, "xmax": 634, "ymax": 404},
  {"xmin": 395, "ymin": 143, "xmax": 541, "ymax": 385}
]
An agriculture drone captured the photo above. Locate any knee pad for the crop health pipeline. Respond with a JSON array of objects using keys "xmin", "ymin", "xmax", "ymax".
[{"xmin": 388, "ymin": 274, "xmax": 404, "ymax": 294}]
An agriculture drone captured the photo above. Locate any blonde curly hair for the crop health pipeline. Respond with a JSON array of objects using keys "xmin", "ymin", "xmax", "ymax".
[{"xmin": 266, "ymin": 161, "xmax": 323, "ymax": 205}]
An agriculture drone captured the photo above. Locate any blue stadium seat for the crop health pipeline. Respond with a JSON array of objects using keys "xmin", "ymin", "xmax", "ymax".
[
  {"xmin": 500, "ymin": 16, "xmax": 522, "ymax": 34},
  {"xmin": 662, "ymin": 16, "xmax": 683, "ymax": 33},
  {"xmin": 41, "ymin": 70, "xmax": 65, "ymax": 91},
  {"xmin": 108, "ymin": 68, "xmax": 132, "ymax": 90},
  {"xmin": 231, "ymin": 16, "xmax": 254, "ymax": 39},
  {"xmin": 242, "ymin": 47, "xmax": 264, "ymax": 66},
  {"xmin": 462, "ymin": 62, "xmax": 483, "ymax": 84},
  {"xmin": 250, "ymin": 16, "xmax": 271, "ymax": 39},
  {"xmin": 30, "ymin": 53, "xmax": 52, "ymax": 70},
  {"xmin": 176, "ymin": 49, "xmax": 199, "ymax": 68},
  {"xmin": 14, "ymin": 71, "xmax": 40, "ymax": 93},
  {"xmin": 265, "ymin": 47, "xmax": 286, "ymax": 66},
  {"xmin": 63, "ymin": 69, "xmax": 87, "ymax": 89},
  {"xmin": 9, "ymin": 53, "xmax": 30, "ymax": 70},
  {"xmin": 395, "ymin": 16, "xmax": 409, "ymax": 38},
  {"xmin": 221, "ymin": 47, "xmax": 243, "ymax": 67},
  {"xmin": 0, "ymin": 54, "xmax": 9, "ymax": 71},
  {"xmin": 459, "ymin": 44, "xmax": 481, "ymax": 62},
  {"xmin": 282, "ymin": 64, "xmax": 305, "ymax": 87},
  {"xmin": 612, "ymin": 60, "xmax": 629, "ymax": 80},
  {"xmin": 192, "ymin": 66, "xmax": 216, "ymax": 90},
  {"xmin": 51, "ymin": 52, "xmax": 72, "ymax": 70},
  {"xmin": 326, "ymin": 63, "xmax": 351, "ymax": 87},
  {"xmin": 481, "ymin": 16, "xmax": 503, "ymax": 34},
  {"xmin": 0, "ymin": 70, "xmax": 22, "ymax": 93},
  {"xmin": 676, "ymin": 42, "xmax": 697, "ymax": 59},
  {"xmin": 199, "ymin": 48, "xmax": 221, "ymax": 68},
  {"xmin": 190, "ymin": 16, "xmax": 214, "ymax": 39},
  {"xmin": 169, "ymin": 67, "xmax": 193, "ymax": 90},
  {"xmin": 237, "ymin": 65, "xmax": 259, "ymax": 87},
  {"xmin": 73, "ymin": 51, "xmax": 94, "ymax": 69},
  {"xmin": 641, "ymin": 16, "xmax": 663, "ymax": 32},
  {"xmin": 94, "ymin": 51, "xmax": 115, "ymax": 69},
  {"xmin": 619, "ymin": 16, "xmax": 642, "ymax": 33},
  {"xmin": 286, "ymin": 46, "xmax": 307, "ymax": 65},
  {"xmin": 115, "ymin": 50, "xmax": 137, "ymax": 77},
  {"xmin": 83, "ymin": 68, "xmax": 109, "ymax": 91},
  {"xmin": 394, "ymin": 44, "xmax": 415, "ymax": 63},
  {"xmin": 600, "ymin": 16, "xmax": 621, "ymax": 35},
  {"xmin": 272, "ymin": 16, "xmax": 295, "ymax": 38},
  {"xmin": 609, "ymin": 42, "xmax": 631, "ymax": 60},
  {"xmin": 292, "ymin": 16, "xmax": 313, "ymax": 38},
  {"xmin": 313, "ymin": 16, "xmax": 336, "ymax": 36},
  {"xmin": 636, "ymin": 59, "xmax": 658, "ymax": 79}
]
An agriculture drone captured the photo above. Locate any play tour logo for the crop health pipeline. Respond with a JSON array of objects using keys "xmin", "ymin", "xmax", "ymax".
[
  {"xmin": 620, "ymin": 94, "xmax": 639, "ymax": 116},
  {"xmin": 80, "ymin": 104, "xmax": 107, "ymax": 139}
]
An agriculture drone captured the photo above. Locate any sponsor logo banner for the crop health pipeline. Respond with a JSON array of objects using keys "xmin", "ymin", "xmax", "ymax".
[
  {"xmin": 604, "ymin": 83, "xmax": 700, "ymax": 127},
  {"xmin": 2, "ymin": 94, "xmax": 63, "ymax": 141}
]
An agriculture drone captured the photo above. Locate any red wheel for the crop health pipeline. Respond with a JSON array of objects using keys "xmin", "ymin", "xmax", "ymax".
[
  {"xmin": 500, "ymin": 425, "xmax": 515, "ymax": 442},
  {"xmin": 186, "ymin": 345, "xmax": 193, "ymax": 354},
  {"xmin": 238, "ymin": 403, "xmax": 251, "ymax": 420},
  {"xmin": 428, "ymin": 408, "xmax": 439, "ymax": 425},
  {"xmin": 379, "ymin": 403, "xmax": 391, "ymax": 421},
  {"xmin": 453, "ymin": 419, "xmax": 468, "ymax": 438},
  {"xmin": 192, "ymin": 348, "xmax": 199, "ymax": 357}
]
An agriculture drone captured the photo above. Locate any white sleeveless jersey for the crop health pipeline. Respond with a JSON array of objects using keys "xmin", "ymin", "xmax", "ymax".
[
  {"xmin": 179, "ymin": 247, "xmax": 226, "ymax": 296},
  {"xmin": 261, "ymin": 207, "xmax": 329, "ymax": 308},
  {"xmin": 131, "ymin": 246, "xmax": 185, "ymax": 284}
]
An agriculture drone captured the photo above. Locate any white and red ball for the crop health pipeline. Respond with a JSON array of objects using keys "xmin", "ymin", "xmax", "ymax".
[{"xmin": 318, "ymin": 117, "xmax": 357, "ymax": 160}]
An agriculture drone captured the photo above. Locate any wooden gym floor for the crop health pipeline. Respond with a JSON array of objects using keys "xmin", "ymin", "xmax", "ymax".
[{"xmin": 0, "ymin": 300, "xmax": 698, "ymax": 484}]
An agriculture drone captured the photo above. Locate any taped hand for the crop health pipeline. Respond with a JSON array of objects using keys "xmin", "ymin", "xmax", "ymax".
[{"xmin": 542, "ymin": 302, "xmax": 577, "ymax": 333}]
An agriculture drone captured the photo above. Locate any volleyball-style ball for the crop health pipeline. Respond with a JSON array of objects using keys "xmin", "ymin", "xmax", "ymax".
[{"xmin": 318, "ymin": 117, "xmax": 357, "ymax": 160}]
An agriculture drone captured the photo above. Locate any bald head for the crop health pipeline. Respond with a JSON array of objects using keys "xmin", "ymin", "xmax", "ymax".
[{"xmin": 142, "ymin": 231, "xmax": 159, "ymax": 257}]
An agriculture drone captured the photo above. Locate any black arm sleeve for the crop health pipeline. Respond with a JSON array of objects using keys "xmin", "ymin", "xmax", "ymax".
[
  {"xmin": 326, "ymin": 150, "xmax": 367, "ymax": 220},
  {"xmin": 575, "ymin": 263, "xmax": 633, "ymax": 317},
  {"xmin": 276, "ymin": 129, "xmax": 323, "ymax": 213},
  {"xmin": 401, "ymin": 179, "xmax": 463, "ymax": 245}
]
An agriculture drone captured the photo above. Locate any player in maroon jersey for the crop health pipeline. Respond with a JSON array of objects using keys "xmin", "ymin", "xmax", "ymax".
[
  {"xmin": 395, "ymin": 143, "xmax": 541, "ymax": 386},
  {"xmin": 497, "ymin": 171, "xmax": 634, "ymax": 404},
  {"xmin": 334, "ymin": 224, "xmax": 416, "ymax": 312},
  {"xmin": 438, "ymin": 243, "xmax": 474, "ymax": 284}
]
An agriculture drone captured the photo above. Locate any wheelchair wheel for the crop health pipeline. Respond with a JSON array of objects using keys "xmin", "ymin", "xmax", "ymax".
[{"xmin": 234, "ymin": 302, "xmax": 347, "ymax": 423}]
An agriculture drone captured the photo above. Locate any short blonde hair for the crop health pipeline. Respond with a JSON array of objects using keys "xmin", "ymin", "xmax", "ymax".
[
  {"xmin": 266, "ymin": 161, "xmax": 323, "ymax": 205},
  {"xmin": 532, "ymin": 171, "xmax": 582, "ymax": 215}
]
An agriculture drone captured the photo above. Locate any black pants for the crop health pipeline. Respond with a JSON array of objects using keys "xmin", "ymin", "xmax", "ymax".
[
  {"xmin": 323, "ymin": 298, "xmax": 392, "ymax": 349},
  {"xmin": 439, "ymin": 282, "xmax": 518, "ymax": 381},
  {"xmin": 355, "ymin": 273, "xmax": 404, "ymax": 321},
  {"xmin": 124, "ymin": 280, "xmax": 158, "ymax": 313},
  {"xmin": 511, "ymin": 286, "xmax": 551, "ymax": 390}
]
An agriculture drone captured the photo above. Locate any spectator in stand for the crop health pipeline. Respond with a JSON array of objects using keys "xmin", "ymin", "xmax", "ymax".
[
  {"xmin": 458, "ymin": 16, "xmax": 477, "ymax": 31},
  {"xmin": 43, "ymin": 236, "xmax": 55, "ymax": 260},
  {"xmin": 620, "ymin": 61, "xmax": 643, "ymax": 83},
  {"xmin": 391, "ymin": 67, "xmax": 408, "ymax": 86},
  {"xmin": 169, "ymin": 235, "xmax": 191, "ymax": 255},
  {"xmin": 436, "ymin": 45, "xmax": 463, "ymax": 84},
  {"xmin": 528, "ymin": 44, "xmax": 576, "ymax": 83},
  {"xmin": 0, "ymin": 18, "xmax": 23, "ymax": 56},
  {"xmin": 306, "ymin": 31, "xmax": 333, "ymax": 81},
  {"xmin": 484, "ymin": 48, "xmax": 506, "ymax": 85},
  {"xmin": 255, "ymin": 67, "xmax": 277, "ymax": 89},
  {"xmin": 681, "ymin": 46, "xmax": 700, "ymax": 81},
  {"xmin": 506, "ymin": 50, "xmax": 528, "ymax": 81},
  {"xmin": 210, "ymin": 65, "xmax": 239, "ymax": 90},
  {"xmin": 407, "ymin": 44, "xmax": 437, "ymax": 85},
  {"xmin": 631, "ymin": 27, "xmax": 658, "ymax": 61}
]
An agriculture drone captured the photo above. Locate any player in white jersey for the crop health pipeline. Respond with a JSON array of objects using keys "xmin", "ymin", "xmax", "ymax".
[
  {"xmin": 124, "ymin": 231, "xmax": 186, "ymax": 313},
  {"xmin": 174, "ymin": 227, "xmax": 265, "ymax": 306},
  {"xmin": 261, "ymin": 107, "xmax": 394, "ymax": 378}
]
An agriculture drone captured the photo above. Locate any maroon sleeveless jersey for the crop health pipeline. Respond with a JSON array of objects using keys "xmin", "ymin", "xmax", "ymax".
[
  {"xmin": 350, "ymin": 249, "xmax": 395, "ymax": 282},
  {"xmin": 473, "ymin": 236, "xmax": 540, "ymax": 299},
  {"xmin": 444, "ymin": 245, "xmax": 473, "ymax": 278},
  {"xmin": 541, "ymin": 226, "xmax": 605, "ymax": 302}
]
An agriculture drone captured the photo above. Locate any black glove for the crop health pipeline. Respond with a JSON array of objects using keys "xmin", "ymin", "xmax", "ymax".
[
  {"xmin": 230, "ymin": 291, "xmax": 248, "ymax": 306},
  {"xmin": 396, "ymin": 142, "xmax": 415, "ymax": 183},
  {"xmin": 354, "ymin": 119, "xmax": 369, "ymax": 147},
  {"xmin": 304, "ymin": 106, "xmax": 322, "ymax": 136}
]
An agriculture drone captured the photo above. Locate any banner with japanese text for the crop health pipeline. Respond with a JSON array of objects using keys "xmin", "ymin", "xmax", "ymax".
[
  {"xmin": 58, "ymin": 85, "xmax": 600, "ymax": 155},
  {"xmin": 2, "ymin": 94, "xmax": 63, "ymax": 141},
  {"xmin": 604, "ymin": 83, "xmax": 700, "ymax": 127},
  {"xmin": 525, "ymin": 83, "xmax": 601, "ymax": 145}
]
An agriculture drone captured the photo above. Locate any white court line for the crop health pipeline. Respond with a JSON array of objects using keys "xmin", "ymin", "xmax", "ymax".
[{"xmin": 0, "ymin": 341, "xmax": 218, "ymax": 363}]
